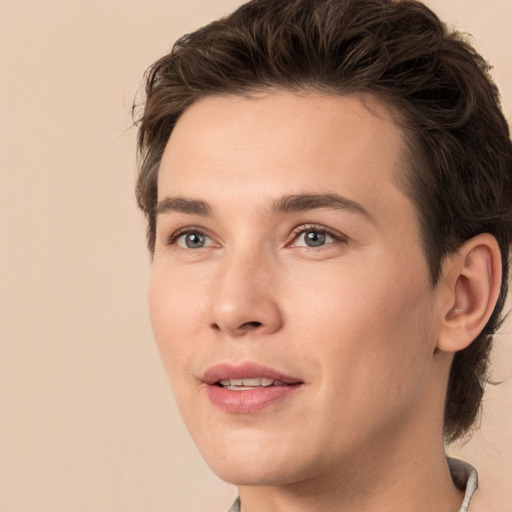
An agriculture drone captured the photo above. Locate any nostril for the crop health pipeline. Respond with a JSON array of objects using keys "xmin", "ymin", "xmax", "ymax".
[
  {"xmin": 210, "ymin": 320, "xmax": 266, "ymax": 335},
  {"xmin": 241, "ymin": 321, "xmax": 263, "ymax": 330}
]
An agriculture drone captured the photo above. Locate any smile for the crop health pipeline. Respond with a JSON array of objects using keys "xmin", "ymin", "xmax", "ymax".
[
  {"xmin": 203, "ymin": 363, "xmax": 303, "ymax": 413},
  {"xmin": 217, "ymin": 378, "xmax": 291, "ymax": 390}
]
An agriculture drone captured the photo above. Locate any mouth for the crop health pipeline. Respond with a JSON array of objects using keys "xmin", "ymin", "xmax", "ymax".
[
  {"xmin": 202, "ymin": 362, "xmax": 303, "ymax": 387},
  {"xmin": 215, "ymin": 377, "xmax": 295, "ymax": 390},
  {"xmin": 202, "ymin": 363, "xmax": 303, "ymax": 413}
]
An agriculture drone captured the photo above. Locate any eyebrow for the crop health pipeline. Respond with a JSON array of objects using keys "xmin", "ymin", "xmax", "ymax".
[
  {"xmin": 269, "ymin": 193, "xmax": 369, "ymax": 217},
  {"xmin": 156, "ymin": 196, "xmax": 212, "ymax": 216},
  {"xmin": 156, "ymin": 192, "xmax": 369, "ymax": 219}
]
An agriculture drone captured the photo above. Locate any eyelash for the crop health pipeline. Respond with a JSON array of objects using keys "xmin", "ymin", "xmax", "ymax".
[
  {"xmin": 288, "ymin": 224, "xmax": 348, "ymax": 247},
  {"xmin": 166, "ymin": 226, "xmax": 213, "ymax": 247},
  {"xmin": 166, "ymin": 224, "xmax": 347, "ymax": 249}
]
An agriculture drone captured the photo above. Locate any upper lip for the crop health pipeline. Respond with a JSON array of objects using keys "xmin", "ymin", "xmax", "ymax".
[{"xmin": 202, "ymin": 362, "xmax": 303, "ymax": 385}]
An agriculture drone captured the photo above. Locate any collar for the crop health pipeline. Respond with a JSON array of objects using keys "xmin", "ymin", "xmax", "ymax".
[{"xmin": 448, "ymin": 457, "xmax": 478, "ymax": 512}]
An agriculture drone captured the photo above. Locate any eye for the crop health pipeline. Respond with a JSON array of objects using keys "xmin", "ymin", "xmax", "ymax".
[
  {"xmin": 289, "ymin": 226, "xmax": 344, "ymax": 248},
  {"xmin": 169, "ymin": 229, "xmax": 215, "ymax": 249},
  {"xmin": 300, "ymin": 230, "xmax": 331, "ymax": 247}
]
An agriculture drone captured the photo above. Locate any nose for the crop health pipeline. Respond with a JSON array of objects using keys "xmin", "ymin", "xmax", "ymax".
[{"xmin": 209, "ymin": 250, "xmax": 283, "ymax": 338}]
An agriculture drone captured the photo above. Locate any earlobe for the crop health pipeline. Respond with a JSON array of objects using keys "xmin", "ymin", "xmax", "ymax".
[{"xmin": 437, "ymin": 234, "xmax": 502, "ymax": 353}]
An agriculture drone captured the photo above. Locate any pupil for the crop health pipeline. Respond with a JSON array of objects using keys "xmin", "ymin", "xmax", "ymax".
[
  {"xmin": 305, "ymin": 231, "xmax": 326, "ymax": 247},
  {"xmin": 186, "ymin": 233, "xmax": 205, "ymax": 248}
]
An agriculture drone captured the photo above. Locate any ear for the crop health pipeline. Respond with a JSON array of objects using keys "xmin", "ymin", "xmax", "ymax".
[{"xmin": 436, "ymin": 233, "xmax": 502, "ymax": 353}]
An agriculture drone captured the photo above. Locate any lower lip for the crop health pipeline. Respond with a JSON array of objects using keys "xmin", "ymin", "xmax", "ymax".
[{"xmin": 205, "ymin": 384, "xmax": 300, "ymax": 413}]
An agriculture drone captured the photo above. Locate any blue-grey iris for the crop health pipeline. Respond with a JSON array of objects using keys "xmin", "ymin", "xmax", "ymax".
[
  {"xmin": 305, "ymin": 231, "xmax": 326, "ymax": 247},
  {"xmin": 185, "ymin": 233, "xmax": 206, "ymax": 248}
]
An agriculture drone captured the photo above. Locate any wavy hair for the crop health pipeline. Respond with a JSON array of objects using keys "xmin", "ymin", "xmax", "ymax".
[{"xmin": 134, "ymin": 0, "xmax": 512, "ymax": 442}]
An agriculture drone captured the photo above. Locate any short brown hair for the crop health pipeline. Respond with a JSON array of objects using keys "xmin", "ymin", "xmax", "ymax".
[{"xmin": 134, "ymin": 0, "xmax": 512, "ymax": 442}]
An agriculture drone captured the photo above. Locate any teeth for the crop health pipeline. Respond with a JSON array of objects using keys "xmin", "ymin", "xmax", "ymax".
[
  {"xmin": 241, "ymin": 378, "xmax": 266, "ymax": 386},
  {"xmin": 217, "ymin": 377, "xmax": 288, "ymax": 388}
]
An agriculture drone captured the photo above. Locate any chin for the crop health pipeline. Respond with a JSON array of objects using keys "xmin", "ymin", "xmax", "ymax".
[
  {"xmin": 194, "ymin": 432, "xmax": 316, "ymax": 487},
  {"xmin": 209, "ymin": 459, "xmax": 305, "ymax": 487}
]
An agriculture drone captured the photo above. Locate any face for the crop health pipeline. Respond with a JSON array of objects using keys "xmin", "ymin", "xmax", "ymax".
[{"xmin": 150, "ymin": 92, "xmax": 444, "ymax": 488}]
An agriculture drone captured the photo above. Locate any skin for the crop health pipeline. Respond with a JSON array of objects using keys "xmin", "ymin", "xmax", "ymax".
[{"xmin": 149, "ymin": 92, "xmax": 500, "ymax": 512}]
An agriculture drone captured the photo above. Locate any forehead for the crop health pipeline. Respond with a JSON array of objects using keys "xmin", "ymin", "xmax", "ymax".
[{"xmin": 158, "ymin": 91, "xmax": 411, "ymax": 224}]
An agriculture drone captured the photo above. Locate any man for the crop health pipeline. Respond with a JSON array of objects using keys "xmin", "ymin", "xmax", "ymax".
[{"xmin": 134, "ymin": 0, "xmax": 512, "ymax": 510}]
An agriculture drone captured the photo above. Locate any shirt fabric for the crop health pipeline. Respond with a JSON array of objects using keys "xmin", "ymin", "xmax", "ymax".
[{"xmin": 228, "ymin": 457, "xmax": 478, "ymax": 512}]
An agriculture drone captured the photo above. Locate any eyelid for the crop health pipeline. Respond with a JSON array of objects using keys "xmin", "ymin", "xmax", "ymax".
[
  {"xmin": 164, "ymin": 223, "xmax": 347, "ymax": 248},
  {"xmin": 167, "ymin": 226, "xmax": 218, "ymax": 247},
  {"xmin": 287, "ymin": 223, "xmax": 348, "ymax": 247}
]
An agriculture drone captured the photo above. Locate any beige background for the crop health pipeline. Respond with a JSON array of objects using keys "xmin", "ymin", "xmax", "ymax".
[{"xmin": 0, "ymin": 1, "xmax": 511, "ymax": 511}]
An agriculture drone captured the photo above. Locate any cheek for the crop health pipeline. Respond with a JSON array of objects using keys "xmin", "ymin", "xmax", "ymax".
[
  {"xmin": 148, "ymin": 265, "xmax": 206, "ymax": 375},
  {"xmin": 287, "ymin": 257, "xmax": 435, "ymax": 382},
  {"xmin": 357, "ymin": 276, "xmax": 435, "ymax": 399}
]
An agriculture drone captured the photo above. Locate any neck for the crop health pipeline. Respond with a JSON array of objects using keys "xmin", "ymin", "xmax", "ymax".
[{"xmin": 237, "ymin": 422, "xmax": 463, "ymax": 512}]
